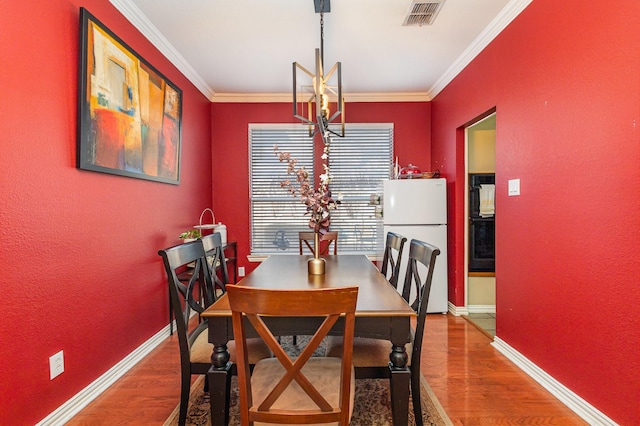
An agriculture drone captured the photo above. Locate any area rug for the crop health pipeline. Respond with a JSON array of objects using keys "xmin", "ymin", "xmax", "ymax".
[{"xmin": 165, "ymin": 337, "xmax": 452, "ymax": 426}]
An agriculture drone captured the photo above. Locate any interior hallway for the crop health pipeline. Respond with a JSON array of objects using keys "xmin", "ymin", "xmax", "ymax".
[{"xmin": 66, "ymin": 314, "xmax": 585, "ymax": 425}]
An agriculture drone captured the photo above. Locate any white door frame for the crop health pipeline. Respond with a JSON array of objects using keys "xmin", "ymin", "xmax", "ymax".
[{"xmin": 464, "ymin": 112, "xmax": 496, "ymax": 314}]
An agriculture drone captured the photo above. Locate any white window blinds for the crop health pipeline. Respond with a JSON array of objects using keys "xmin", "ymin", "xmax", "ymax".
[
  {"xmin": 328, "ymin": 124, "xmax": 393, "ymax": 253},
  {"xmin": 249, "ymin": 123, "xmax": 393, "ymax": 255},
  {"xmin": 249, "ymin": 124, "xmax": 314, "ymax": 254}
]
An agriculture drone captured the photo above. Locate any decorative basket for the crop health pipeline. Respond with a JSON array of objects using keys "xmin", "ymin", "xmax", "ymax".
[
  {"xmin": 194, "ymin": 208, "xmax": 217, "ymax": 233},
  {"xmin": 193, "ymin": 208, "xmax": 227, "ymax": 245}
]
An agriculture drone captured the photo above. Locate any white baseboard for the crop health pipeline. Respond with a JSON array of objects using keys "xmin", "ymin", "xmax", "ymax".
[
  {"xmin": 447, "ymin": 302, "xmax": 467, "ymax": 316},
  {"xmin": 36, "ymin": 322, "xmax": 174, "ymax": 425},
  {"xmin": 445, "ymin": 303, "xmax": 497, "ymax": 315},
  {"xmin": 492, "ymin": 337, "xmax": 618, "ymax": 425}
]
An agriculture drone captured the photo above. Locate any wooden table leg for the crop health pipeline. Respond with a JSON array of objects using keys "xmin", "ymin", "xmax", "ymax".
[
  {"xmin": 209, "ymin": 344, "xmax": 232, "ymax": 426},
  {"xmin": 389, "ymin": 344, "xmax": 411, "ymax": 425}
]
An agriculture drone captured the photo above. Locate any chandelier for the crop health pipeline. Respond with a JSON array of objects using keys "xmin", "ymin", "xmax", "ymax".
[{"xmin": 293, "ymin": 0, "xmax": 345, "ymax": 142}]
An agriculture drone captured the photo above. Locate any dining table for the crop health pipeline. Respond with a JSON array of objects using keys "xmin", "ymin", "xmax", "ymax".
[{"xmin": 201, "ymin": 254, "xmax": 416, "ymax": 425}]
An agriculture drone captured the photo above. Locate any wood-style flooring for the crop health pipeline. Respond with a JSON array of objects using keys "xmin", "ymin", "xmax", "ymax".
[{"xmin": 67, "ymin": 314, "xmax": 586, "ymax": 425}]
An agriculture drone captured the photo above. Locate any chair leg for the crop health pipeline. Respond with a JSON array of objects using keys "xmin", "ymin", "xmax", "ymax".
[
  {"xmin": 411, "ymin": 371, "xmax": 423, "ymax": 426},
  {"xmin": 169, "ymin": 288, "xmax": 174, "ymax": 335},
  {"xmin": 178, "ymin": 371, "xmax": 191, "ymax": 426},
  {"xmin": 293, "ymin": 335, "xmax": 297, "ymax": 345}
]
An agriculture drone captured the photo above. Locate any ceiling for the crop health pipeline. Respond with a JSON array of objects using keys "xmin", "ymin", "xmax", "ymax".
[{"xmin": 110, "ymin": 0, "xmax": 531, "ymax": 101}]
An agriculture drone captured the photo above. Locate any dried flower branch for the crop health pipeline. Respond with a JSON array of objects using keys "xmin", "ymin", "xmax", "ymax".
[{"xmin": 274, "ymin": 137, "xmax": 339, "ymax": 233}]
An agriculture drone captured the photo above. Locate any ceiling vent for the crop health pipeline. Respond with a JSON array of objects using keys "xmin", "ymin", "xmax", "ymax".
[{"xmin": 402, "ymin": 1, "xmax": 446, "ymax": 26}]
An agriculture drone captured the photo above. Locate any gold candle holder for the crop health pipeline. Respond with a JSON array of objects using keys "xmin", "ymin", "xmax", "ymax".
[
  {"xmin": 308, "ymin": 231, "xmax": 326, "ymax": 275},
  {"xmin": 308, "ymin": 257, "xmax": 326, "ymax": 275}
]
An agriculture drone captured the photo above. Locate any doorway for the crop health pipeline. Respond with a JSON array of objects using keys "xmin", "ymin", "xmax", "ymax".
[{"xmin": 464, "ymin": 112, "xmax": 496, "ymax": 337}]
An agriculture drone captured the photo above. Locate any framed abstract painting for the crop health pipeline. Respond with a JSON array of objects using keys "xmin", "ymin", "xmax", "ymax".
[{"xmin": 77, "ymin": 8, "xmax": 182, "ymax": 184}]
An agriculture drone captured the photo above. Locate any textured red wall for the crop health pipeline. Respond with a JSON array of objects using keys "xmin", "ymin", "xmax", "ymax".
[
  {"xmin": 0, "ymin": 1, "xmax": 212, "ymax": 423},
  {"xmin": 211, "ymin": 102, "xmax": 430, "ymax": 276},
  {"xmin": 430, "ymin": 0, "xmax": 640, "ymax": 423}
]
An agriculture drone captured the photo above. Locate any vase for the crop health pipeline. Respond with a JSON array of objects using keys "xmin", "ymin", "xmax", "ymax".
[{"xmin": 307, "ymin": 231, "xmax": 326, "ymax": 275}]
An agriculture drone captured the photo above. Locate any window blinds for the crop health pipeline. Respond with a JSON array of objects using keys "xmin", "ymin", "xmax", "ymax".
[
  {"xmin": 329, "ymin": 124, "xmax": 393, "ymax": 253},
  {"xmin": 249, "ymin": 123, "xmax": 393, "ymax": 255}
]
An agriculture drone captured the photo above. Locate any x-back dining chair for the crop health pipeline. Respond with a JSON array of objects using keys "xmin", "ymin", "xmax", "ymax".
[
  {"xmin": 325, "ymin": 239, "xmax": 440, "ymax": 425},
  {"xmin": 169, "ymin": 232, "xmax": 229, "ymax": 335},
  {"xmin": 299, "ymin": 231, "xmax": 338, "ymax": 255},
  {"xmin": 381, "ymin": 231, "xmax": 407, "ymax": 290},
  {"xmin": 227, "ymin": 285, "xmax": 358, "ymax": 425},
  {"xmin": 158, "ymin": 240, "xmax": 270, "ymax": 426},
  {"xmin": 200, "ymin": 232, "xmax": 229, "ymax": 298}
]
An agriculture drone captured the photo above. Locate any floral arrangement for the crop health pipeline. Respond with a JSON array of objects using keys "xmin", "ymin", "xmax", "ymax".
[{"xmin": 274, "ymin": 137, "xmax": 339, "ymax": 233}]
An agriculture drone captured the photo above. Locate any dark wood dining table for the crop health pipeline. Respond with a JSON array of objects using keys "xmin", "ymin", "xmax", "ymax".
[{"xmin": 201, "ymin": 254, "xmax": 416, "ymax": 425}]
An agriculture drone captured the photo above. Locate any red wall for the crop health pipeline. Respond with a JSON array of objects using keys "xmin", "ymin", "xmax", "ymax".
[
  {"xmin": 0, "ymin": 1, "xmax": 212, "ymax": 423},
  {"xmin": 430, "ymin": 0, "xmax": 640, "ymax": 423},
  {"xmin": 211, "ymin": 102, "xmax": 431, "ymax": 275}
]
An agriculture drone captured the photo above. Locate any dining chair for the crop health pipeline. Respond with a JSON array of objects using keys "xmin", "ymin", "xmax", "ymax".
[
  {"xmin": 200, "ymin": 232, "xmax": 229, "ymax": 298},
  {"xmin": 227, "ymin": 285, "xmax": 358, "ymax": 425},
  {"xmin": 169, "ymin": 232, "xmax": 228, "ymax": 335},
  {"xmin": 299, "ymin": 231, "xmax": 338, "ymax": 255},
  {"xmin": 325, "ymin": 239, "xmax": 440, "ymax": 425},
  {"xmin": 158, "ymin": 241, "xmax": 271, "ymax": 426},
  {"xmin": 381, "ymin": 231, "xmax": 408, "ymax": 290}
]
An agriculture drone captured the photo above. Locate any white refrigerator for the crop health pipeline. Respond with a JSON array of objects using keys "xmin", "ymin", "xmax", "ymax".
[{"xmin": 383, "ymin": 178, "xmax": 448, "ymax": 313}]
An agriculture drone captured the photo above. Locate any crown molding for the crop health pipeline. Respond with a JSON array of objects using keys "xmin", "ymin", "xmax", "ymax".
[
  {"xmin": 427, "ymin": 0, "xmax": 533, "ymax": 99},
  {"xmin": 211, "ymin": 92, "xmax": 430, "ymax": 103},
  {"xmin": 346, "ymin": 92, "xmax": 430, "ymax": 103},
  {"xmin": 109, "ymin": 0, "xmax": 215, "ymax": 100},
  {"xmin": 210, "ymin": 93, "xmax": 292, "ymax": 103}
]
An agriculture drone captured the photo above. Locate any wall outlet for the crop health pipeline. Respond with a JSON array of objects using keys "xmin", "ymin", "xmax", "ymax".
[
  {"xmin": 238, "ymin": 266, "xmax": 246, "ymax": 277},
  {"xmin": 49, "ymin": 350, "xmax": 64, "ymax": 380}
]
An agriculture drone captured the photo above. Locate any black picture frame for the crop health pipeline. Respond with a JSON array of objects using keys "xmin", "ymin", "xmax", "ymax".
[{"xmin": 77, "ymin": 7, "xmax": 182, "ymax": 184}]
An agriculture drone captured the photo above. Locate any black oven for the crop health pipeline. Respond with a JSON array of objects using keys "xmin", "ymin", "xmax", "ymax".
[{"xmin": 469, "ymin": 173, "xmax": 495, "ymax": 272}]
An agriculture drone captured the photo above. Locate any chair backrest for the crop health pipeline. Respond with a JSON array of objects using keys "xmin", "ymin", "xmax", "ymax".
[
  {"xmin": 299, "ymin": 231, "xmax": 338, "ymax": 255},
  {"xmin": 400, "ymin": 239, "xmax": 440, "ymax": 368},
  {"xmin": 200, "ymin": 232, "xmax": 229, "ymax": 296},
  {"xmin": 381, "ymin": 231, "xmax": 407, "ymax": 289},
  {"xmin": 227, "ymin": 285, "xmax": 358, "ymax": 425},
  {"xmin": 158, "ymin": 240, "xmax": 214, "ymax": 368}
]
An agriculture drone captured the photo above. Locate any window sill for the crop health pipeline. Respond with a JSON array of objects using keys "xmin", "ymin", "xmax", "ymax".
[{"xmin": 247, "ymin": 254, "xmax": 270, "ymax": 263}]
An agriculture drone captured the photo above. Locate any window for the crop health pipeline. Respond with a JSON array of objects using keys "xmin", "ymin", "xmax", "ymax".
[
  {"xmin": 249, "ymin": 123, "xmax": 393, "ymax": 255},
  {"xmin": 328, "ymin": 124, "xmax": 393, "ymax": 253},
  {"xmin": 249, "ymin": 124, "xmax": 314, "ymax": 254}
]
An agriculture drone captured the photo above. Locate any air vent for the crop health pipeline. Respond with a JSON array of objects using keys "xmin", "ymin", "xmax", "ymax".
[{"xmin": 403, "ymin": 1, "xmax": 445, "ymax": 26}]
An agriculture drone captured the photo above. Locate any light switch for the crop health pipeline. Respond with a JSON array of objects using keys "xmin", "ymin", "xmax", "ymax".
[{"xmin": 508, "ymin": 179, "xmax": 520, "ymax": 196}]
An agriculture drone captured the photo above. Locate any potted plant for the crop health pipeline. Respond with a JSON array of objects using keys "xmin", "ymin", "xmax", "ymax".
[{"xmin": 179, "ymin": 229, "xmax": 202, "ymax": 243}]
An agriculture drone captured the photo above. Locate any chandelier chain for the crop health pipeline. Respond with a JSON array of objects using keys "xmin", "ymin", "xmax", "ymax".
[{"xmin": 320, "ymin": 0, "xmax": 325, "ymax": 65}]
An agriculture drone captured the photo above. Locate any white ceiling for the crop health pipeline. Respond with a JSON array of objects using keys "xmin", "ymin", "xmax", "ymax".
[{"xmin": 110, "ymin": 0, "xmax": 531, "ymax": 101}]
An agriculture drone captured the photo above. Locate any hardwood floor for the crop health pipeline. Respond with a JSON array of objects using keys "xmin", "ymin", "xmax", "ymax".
[
  {"xmin": 421, "ymin": 315, "xmax": 586, "ymax": 425},
  {"xmin": 67, "ymin": 314, "xmax": 586, "ymax": 425}
]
